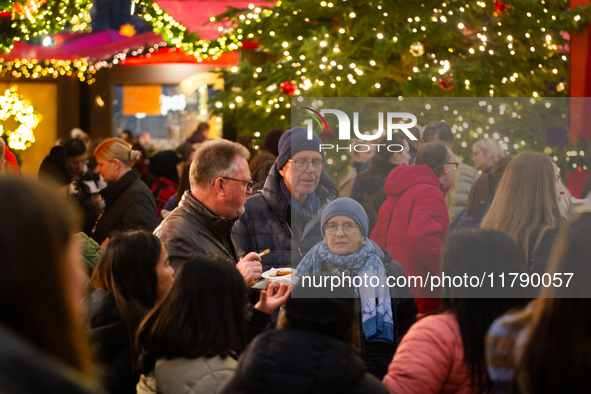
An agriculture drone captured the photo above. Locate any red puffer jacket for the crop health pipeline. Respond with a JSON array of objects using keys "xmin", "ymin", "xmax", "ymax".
[{"xmin": 370, "ymin": 164, "xmax": 449, "ymax": 313}]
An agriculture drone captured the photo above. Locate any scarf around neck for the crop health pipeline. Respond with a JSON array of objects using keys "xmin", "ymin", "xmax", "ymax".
[
  {"xmin": 296, "ymin": 239, "xmax": 394, "ymax": 343},
  {"xmin": 280, "ymin": 178, "xmax": 321, "ymax": 222}
]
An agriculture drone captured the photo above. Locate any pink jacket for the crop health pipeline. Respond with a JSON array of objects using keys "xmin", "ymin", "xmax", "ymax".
[{"xmin": 383, "ymin": 313, "xmax": 485, "ymax": 394}]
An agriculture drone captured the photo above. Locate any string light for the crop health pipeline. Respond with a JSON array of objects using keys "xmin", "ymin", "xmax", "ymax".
[
  {"xmin": 0, "ymin": 87, "xmax": 39, "ymax": 150},
  {"xmin": 0, "ymin": 0, "xmax": 93, "ymax": 53}
]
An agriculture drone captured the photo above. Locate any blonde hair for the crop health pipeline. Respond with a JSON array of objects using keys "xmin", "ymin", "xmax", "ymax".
[
  {"xmin": 94, "ymin": 138, "xmax": 141, "ymax": 167},
  {"xmin": 473, "ymin": 138, "xmax": 504, "ymax": 164},
  {"xmin": 481, "ymin": 152, "xmax": 564, "ymax": 263}
]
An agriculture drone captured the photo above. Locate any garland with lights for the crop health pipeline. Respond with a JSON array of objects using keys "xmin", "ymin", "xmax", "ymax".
[
  {"xmin": 0, "ymin": 86, "xmax": 39, "ymax": 150},
  {"xmin": 0, "ymin": 0, "xmax": 93, "ymax": 54},
  {"xmin": 132, "ymin": 0, "xmax": 246, "ymax": 60},
  {"xmin": 198, "ymin": 0, "xmax": 591, "ymax": 178},
  {"xmin": 0, "ymin": 57, "xmax": 95, "ymax": 83},
  {"xmin": 0, "ymin": 40, "xmax": 170, "ymax": 84}
]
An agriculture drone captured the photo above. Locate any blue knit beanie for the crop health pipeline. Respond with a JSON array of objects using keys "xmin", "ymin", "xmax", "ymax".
[
  {"xmin": 276, "ymin": 126, "xmax": 325, "ymax": 170},
  {"xmin": 321, "ymin": 198, "xmax": 369, "ymax": 238}
]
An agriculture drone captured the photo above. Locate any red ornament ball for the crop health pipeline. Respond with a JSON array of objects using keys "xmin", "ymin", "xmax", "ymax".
[
  {"xmin": 280, "ymin": 80, "xmax": 297, "ymax": 96},
  {"xmin": 439, "ymin": 77, "xmax": 453, "ymax": 91},
  {"xmin": 493, "ymin": 0, "xmax": 512, "ymax": 13}
]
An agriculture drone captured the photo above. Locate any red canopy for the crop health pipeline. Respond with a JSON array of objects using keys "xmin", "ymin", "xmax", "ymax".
[
  {"xmin": 154, "ymin": 0, "xmax": 273, "ymax": 40},
  {"xmin": 121, "ymin": 47, "xmax": 238, "ymax": 65},
  {"xmin": 2, "ymin": 41, "xmax": 79, "ymax": 61}
]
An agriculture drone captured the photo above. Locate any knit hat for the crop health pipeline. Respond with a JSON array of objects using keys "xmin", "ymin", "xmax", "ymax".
[
  {"xmin": 285, "ymin": 279, "xmax": 355, "ymax": 340},
  {"xmin": 39, "ymin": 146, "xmax": 72, "ymax": 186},
  {"xmin": 261, "ymin": 128, "xmax": 285, "ymax": 157},
  {"xmin": 321, "ymin": 197, "xmax": 369, "ymax": 238},
  {"xmin": 276, "ymin": 126, "xmax": 325, "ymax": 170},
  {"xmin": 74, "ymin": 232, "xmax": 101, "ymax": 272}
]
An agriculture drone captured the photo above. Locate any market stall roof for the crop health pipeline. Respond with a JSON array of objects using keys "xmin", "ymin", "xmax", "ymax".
[
  {"xmin": 59, "ymin": 31, "xmax": 165, "ymax": 61},
  {"xmin": 1, "ymin": 41, "xmax": 79, "ymax": 61},
  {"xmin": 121, "ymin": 46, "xmax": 238, "ymax": 65},
  {"xmin": 3, "ymin": 1, "xmax": 268, "ymax": 65},
  {"xmin": 154, "ymin": 0, "xmax": 273, "ymax": 40},
  {"xmin": 55, "ymin": 30, "xmax": 128, "ymax": 54}
]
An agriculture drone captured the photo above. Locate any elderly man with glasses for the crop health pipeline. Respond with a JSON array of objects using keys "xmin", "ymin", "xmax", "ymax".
[
  {"xmin": 233, "ymin": 126, "xmax": 338, "ymax": 272},
  {"xmin": 155, "ymin": 139, "xmax": 263, "ymax": 287}
]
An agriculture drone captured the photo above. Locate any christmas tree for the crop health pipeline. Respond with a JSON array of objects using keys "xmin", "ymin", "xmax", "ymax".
[{"xmin": 203, "ymin": 0, "xmax": 591, "ymax": 177}]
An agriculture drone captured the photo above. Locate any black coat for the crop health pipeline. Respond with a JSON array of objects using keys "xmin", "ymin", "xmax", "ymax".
[
  {"xmin": 350, "ymin": 156, "xmax": 398, "ymax": 233},
  {"xmin": 85, "ymin": 289, "xmax": 136, "ymax": 394},
  {"xmin": 0, "ymin": 324, "xmax": 104, "ymax": 394},
  {"xmin": 448, "ymin": 204, "xmax": 488, "ymax": 234},
  {"xmin": 218, "ymin": 329, "xmax": 388, "ymax": 394},
  {"xmin": 321, "ymin": 248, "xmax": 418, "ymax": 379},
  {"xmin": 72, "ymin": 178, "xmax": 101, "ymax": 236},
  {"xmin": 232, "ymin": 163, "xmax": 338, "ymax": 271},
  {"xmin": 154, "ymin": 191, "xmax": 242, "ymax": 270},
  {"xmin": 524, "ymin": 227, "xmax": 559, "ymax": 275},
  {"xmin": 91, "ymin": 170, "xmax": 159, "ymax": 245}
]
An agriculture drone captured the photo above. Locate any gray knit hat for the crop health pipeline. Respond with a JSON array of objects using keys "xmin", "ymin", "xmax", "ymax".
[{"xmin": 321, "ymin": 197, "xmax": 369, "ymax": 238}]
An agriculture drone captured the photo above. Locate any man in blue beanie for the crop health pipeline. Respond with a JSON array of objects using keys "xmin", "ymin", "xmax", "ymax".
[{"xmin": 233, "ymin": 126, "xmax": 338, "ymax": 271}]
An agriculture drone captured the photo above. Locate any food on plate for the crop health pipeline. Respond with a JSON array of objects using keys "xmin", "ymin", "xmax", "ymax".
[{"xmin": 270, "ymin": 270, "xmax": 292, "ymax": 277}]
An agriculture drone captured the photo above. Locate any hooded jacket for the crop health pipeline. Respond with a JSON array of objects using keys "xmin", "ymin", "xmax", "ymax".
[
  {"xmin": 218, "ymin": 329, "xmax": 388, "ymax": 394},
  {"xmin": 370, "ymin": 164, "xmax": 449, "ymax": 310},
  {"xmin": 155, "ymin": 191, "xmax": 242, "ymax": 270},
  {"xmin": 91, "ymin": 169, "xmax": 159, "ymax": 245},
  {"xmin": 232, "ymin": 163, "xmax": 338, "ymax": 271},
  {"xmin": 85, "ymin": 289, "xmax": 136, "ymax": 394}
]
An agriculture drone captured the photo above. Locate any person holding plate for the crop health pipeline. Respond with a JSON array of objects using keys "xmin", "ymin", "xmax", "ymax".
[{"xmin": 296, "ymin": 198, "xmax": 418, "ymax": 379}]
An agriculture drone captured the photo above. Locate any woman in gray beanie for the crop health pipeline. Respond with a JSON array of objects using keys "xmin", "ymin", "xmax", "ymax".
[{"xmin": 296, "ymin": 197, "xmax": 418, "ymax": 379}]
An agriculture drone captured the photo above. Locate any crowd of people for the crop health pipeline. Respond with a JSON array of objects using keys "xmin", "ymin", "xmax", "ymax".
[{"xmin": 0, "ymin": 119, "xmax": 590, "ymax": 394}]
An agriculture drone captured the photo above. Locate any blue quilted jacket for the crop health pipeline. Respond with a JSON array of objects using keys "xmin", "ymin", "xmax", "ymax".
[{"xmin": 232, "ymin": 163, "xmax": 338, "ymax": 271}]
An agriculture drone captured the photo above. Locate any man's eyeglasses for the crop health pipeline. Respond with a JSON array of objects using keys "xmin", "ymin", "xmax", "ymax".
[
  {"xmin": 324, "ymin": 223, "xmax": 358, "ymax": 235},
  {"xmin": 289, "ymin": 159, "xmax": 324, "ymax": 171},
  {"xmin": 217, "ymin": 177, "xmax": 254, "ymax": 191},
  {"xmin": 445, "ymin": 162, "xmax": 460, "ymax": 170}
]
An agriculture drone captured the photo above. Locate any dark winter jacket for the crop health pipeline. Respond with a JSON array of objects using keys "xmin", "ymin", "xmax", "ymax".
[
  {"xmin": 371, "ymin": 164, "xmax": 449, "ymax": 314},
  {"xmin": 232, "ymin": 163, "xmax": 338, "ymax": 271},
  {"xmin": 86, "ymin": 289, "xmax": 136, "ymax": 394},
  {"xmin": 0, "ymin": 324, "xmax": 104, "ymax": 394},
  {"xmin": 523, "ymin": 227, "xmax": 559, "ymax": 275},
  {"xmin": 72, "ymin": 178, "xmax": 101, "ymax": 235},
  {"xmin": 318, "ymin": 248, "xmax": 417, "ymax": 379},
  {"xmin": 91, "ymin": 170, "xmax": 159, "ymax": 245},
  {"xmin": 218, "ymin": 328, "xmax": 389, "ymax": 394},
  {"xmin": 350, "ymin": 156, "xmax": 398, "ymax": 233},
  {"xmin": 155, "ymin": 191, "xmax": 242, "ymax": 270},
  {"xmin": 448, "ymin": 204, "xmax": 489, "ymax": 234}
]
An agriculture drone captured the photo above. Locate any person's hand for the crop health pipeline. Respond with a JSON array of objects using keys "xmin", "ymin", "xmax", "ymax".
[
  {"xmin": 236, "ymin": 252, "xmax": 262, "ymax": 286},
  {"xmin": 255, "ymin": 282, "xmax": 292, "ymax": 315}
]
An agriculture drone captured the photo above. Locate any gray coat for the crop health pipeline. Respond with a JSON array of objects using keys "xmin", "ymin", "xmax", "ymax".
[
  {"xmin": 449, "ymin": 161, "xmax": 479, "ymax": 220},
  {"xmin": 137, "ymin": 356, "xmax": 237, "ymax": 394}
]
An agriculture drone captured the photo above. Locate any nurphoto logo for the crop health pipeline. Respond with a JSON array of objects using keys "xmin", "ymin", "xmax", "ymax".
[{"xmin": 303, "ymin": 107, "xmax": 418, "ymax": 153}]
